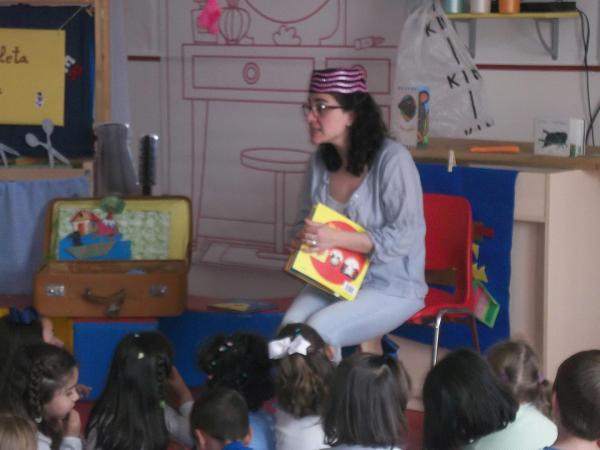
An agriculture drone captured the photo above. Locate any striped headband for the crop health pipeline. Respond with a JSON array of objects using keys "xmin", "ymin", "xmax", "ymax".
[{"xmin": 309, "ymin": 68, "xmax": 367, "ymax": 94}]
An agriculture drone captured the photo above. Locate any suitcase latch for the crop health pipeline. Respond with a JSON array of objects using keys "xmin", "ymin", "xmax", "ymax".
[
  {"xmin": 150, "ymin": 284, "xmax": 168, "ymax": 297},
  {"xmin": 46, "ymin": 285, "xmax": 65, "ymax": 297}
]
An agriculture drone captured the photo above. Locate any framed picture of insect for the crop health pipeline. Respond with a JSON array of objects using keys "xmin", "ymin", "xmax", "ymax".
[{"xmin": 534, "ymin": 117, "xmax": 585, "ymax": 157}]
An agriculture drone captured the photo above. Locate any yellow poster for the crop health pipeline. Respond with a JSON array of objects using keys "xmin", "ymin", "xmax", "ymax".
[{"xmin": 0, "ymin": 28, "xmax": 65, "ymax": 126}]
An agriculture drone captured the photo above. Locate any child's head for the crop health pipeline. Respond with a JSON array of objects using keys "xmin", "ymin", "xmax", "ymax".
[
  {"xmin": 270, "ymin": 323, "xmax": 335, "ymax": 418},
  {"xmin": 197, "ymin": 332, "xmax": 273, "ymax": 411},
  {"xmin": 1, "ymin": 343, "xmax": 78, "ymax": 447},
  {"xmin": 422, "ymin": 348, "xmax": 518, "ymax": 450},
  {"xmin": 553, "ymin": 349, "xmax": 600, "ymax": 442},
  {"xmin": 487, "ymin": 340, "xmax": 552, "ymax": 416},
  {"xmin": 1, "ymin": 307, "xmax": 64, "ymax": 348},
  {"xmin": 191, "ymin": 386, "xmax": 251, "ymax": 450},
  {"xmin": 0, "ymin": 414, "xmax": 37, "ymax": 450},
  {"xmin": 86, "ymin": 331, "xmax": 174, "ymax": 450},
  {"xmin": 323, "ymin": 353, "xmax": 411, "ymax": 448}
]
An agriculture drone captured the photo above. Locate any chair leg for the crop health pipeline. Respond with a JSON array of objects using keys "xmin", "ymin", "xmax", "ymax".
[
  {"xmin": 431, "ymin": 314, "xmax": 444, "ymax": 367},
  {"xmin": 469, "ymin": 315, "xmax": 481, "ymax": 353}
]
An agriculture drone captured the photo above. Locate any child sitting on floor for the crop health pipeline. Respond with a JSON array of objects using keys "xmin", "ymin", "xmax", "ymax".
[
  {"xmin": 544, "ymin": 350, "xmax": 600, "ymax": 450},
  {"xmin": 198, "ymin": 331, "xmax": 275, "ymax": 450},
  {"xmin": 270, "ymin": 323, "xmax": 335, "ymax": 450},
  {"xmin": 84, "ymin": 331, "xmax": 194, "ymax": 450},
  {"xmin": 190, "ymin": 386, "xmax": 253, "ymax": 450},
  {"xmin": 322, "ymin": 352, "xmax": 412, "ymax": 450},
  {"xmin": 482, "ymin": 340, "xmax": 557, "ymax": 448},
  {"xmin": 0, "ymin": 307, "xmax": 64, "ymax": 390},
  {"xmin": 0, "ymin": 343, "xmax": 82, "ymax": 450},
  {"xmin": 0, "ymin": 414, "xmax": 37, "ymax": 450},
  {"xmin": 422, "ymin": 348, "xmax": 518, "ymax": 450}
]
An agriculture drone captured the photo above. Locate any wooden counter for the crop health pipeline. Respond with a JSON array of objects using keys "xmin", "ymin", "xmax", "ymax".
[
  {"xmin": 411, "ymin": 138, "xmax": 600, "ymax": 170},
  {"xmin": 410, "ymin": 140, "xmax": 600, "ymax": 378}
]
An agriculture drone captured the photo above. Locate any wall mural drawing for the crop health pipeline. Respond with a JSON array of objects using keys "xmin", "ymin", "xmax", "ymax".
[{"xmin": 163, "ymin": 0, "xmax": 407, "ymax": 271}]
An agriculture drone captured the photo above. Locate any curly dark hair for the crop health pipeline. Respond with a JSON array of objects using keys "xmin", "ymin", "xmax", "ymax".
[
  {"xmin": 0, "ymin": 343, "xmax": 77, "ymax": 450},
  {"xmin": 197, "ymin": 332, "xmax": 274, "ymax": 411},
  {"xmin": 273, "ymin": 323, "xmax": 334, "ymax": 418},
  {"xmin": 318, "ymin": 91, "xmax": 388, "ymax": 176}
]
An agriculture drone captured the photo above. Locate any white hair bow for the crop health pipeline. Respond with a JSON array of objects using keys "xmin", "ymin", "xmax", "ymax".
[{"xmin": 269, "ymin": 335, "xmax": 311, "ymax": 359}]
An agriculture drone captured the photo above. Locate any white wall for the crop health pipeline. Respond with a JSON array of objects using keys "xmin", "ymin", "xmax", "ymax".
[{"xmin": 124, "ymin": 0, "xmax": 600, "ymax": 153}]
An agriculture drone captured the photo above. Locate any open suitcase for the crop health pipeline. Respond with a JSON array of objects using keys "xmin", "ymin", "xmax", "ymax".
[{"xmin": 34, "ymin": 196, "xmax": 191, "ymax": 317}]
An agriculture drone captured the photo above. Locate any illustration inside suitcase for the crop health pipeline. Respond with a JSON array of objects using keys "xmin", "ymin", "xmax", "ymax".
[{"xmin": 47, "ymin": 197, "xmax": 190, "ymax": 262}]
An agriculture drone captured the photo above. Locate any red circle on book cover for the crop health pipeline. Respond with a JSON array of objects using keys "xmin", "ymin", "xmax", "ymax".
[{"xmin": 310, "ymin": 220, "xmax": 366, "ymax": 285}]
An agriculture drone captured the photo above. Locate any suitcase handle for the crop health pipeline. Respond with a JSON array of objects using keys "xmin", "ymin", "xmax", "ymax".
[{"xmin": 82, "ymin": 288, "xmax": 126, "ymax": 317}]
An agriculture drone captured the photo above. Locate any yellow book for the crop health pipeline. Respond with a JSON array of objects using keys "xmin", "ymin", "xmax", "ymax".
[{"xmin": 285, "ymin": 203, "xmax": 370, "ymax": 301}]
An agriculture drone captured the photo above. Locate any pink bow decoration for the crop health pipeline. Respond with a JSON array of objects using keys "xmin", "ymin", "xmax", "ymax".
[
  {"xmin": 197, "ymin": 0, "xmax": 222, "ymax": 35},
  {"xmin": 268, "ymin": 335, "xmax": 312, "ymax": 359}
]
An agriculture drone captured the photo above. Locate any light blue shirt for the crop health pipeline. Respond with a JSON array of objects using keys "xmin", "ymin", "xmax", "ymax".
[
  {"xmin": 465, "ymin": 403, "xmax": 558, "ymax": 450},
  {"xmin": 249, "ymin": 409, "xmax": 276, "ymax": 450},
  {"xmin": 295, "ymin": 138, "xmax": 427, "ymax": 299}
]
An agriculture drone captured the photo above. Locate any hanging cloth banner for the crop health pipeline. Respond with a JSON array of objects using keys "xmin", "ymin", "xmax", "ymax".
[
  {"xmin": 392, "ymin": 1, "xmax": 494, "ymax": 138},
  {"xmin": 0, "ymin": 28, "xmax": 65, "ymax": 125}
]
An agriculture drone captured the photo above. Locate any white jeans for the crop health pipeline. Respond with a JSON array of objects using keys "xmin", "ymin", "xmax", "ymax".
[{"xmin": 281, "ymin": 285, "xmax": 424, "ymax": 352}]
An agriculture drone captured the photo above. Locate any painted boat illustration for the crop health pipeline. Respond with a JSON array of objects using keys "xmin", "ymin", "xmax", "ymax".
[{"xmin": 66, "ymin": 240, "xmax": 116, "ymax": 259}]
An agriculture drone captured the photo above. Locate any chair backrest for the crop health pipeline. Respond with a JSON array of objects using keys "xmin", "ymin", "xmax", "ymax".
[{"xmin": 423, "ymin": 193, "xmax": 473, "ymax": 309}]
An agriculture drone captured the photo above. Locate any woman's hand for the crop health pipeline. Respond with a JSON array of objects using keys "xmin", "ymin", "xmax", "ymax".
[
  {"xmin": 287, "ymin": 233, "xmax": 303, "ymax": 253},
  {"xmin": 301, "ymin": 219, "xmax": 339, "ymax": 253},
  {"xmin": 303, "ymin": 218, "xmax": 374, "ymax": 254}
]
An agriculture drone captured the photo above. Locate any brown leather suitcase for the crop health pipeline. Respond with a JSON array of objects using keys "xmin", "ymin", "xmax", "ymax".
[{"xmin": 34, "ymin": 196, "xmax": 191, "ymax": 318}]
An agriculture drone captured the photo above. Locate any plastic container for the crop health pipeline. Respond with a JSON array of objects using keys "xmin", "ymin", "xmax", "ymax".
[
  {"xmin": 470, "ymin": 0, "xmax": 492, "ymax": 13},
  {"xmin": 443, "ymin": 0, "xmax": 465, "ymax": 13},
  {"xmin": 499, "ymin": 0, "xmax": 520, "ymax": 13}
]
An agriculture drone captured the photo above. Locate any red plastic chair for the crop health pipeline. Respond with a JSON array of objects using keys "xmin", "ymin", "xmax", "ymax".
[{"xmin": 406, "ymin": 193, "xmax": 479, "ymax": 366}]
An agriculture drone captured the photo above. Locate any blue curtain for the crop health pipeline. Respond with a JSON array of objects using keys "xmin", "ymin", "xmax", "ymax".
[
  {"xmin": 0, "ymin": 177, "xmax": 89, "ymax": 294},
  {"xmin": 394, "ymin": 163, "xmax": 518, "ymax": 352}
]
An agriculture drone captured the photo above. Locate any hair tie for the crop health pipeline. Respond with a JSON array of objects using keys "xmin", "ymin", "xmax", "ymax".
[
  {"xmin": 537, "ymin": 374, "xmax": 545, "ymax": 385},
  {"xmin": 268, "ymin": 335, "xmax": 311, "ymax": 359},
  {"xmin": 8, "ymin": 306, "xmax": 40, "ymax": 325}
]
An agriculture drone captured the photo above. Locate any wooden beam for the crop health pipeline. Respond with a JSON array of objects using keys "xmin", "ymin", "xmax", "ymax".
[{"xmin": 94, "ymin": 0, "xmax": 111, "ymax": 122}]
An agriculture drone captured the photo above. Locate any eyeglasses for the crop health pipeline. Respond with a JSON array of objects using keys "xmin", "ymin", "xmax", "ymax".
[{"xmin": 301, "ymin": 102, "xmax": 343, "ymax": 117}]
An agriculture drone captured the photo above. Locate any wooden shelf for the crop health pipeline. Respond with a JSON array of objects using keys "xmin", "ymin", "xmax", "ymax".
[
  {"xmin": 447, "ymin": 12, "xmax": 579, "ymax": 20},
  {"xmin": 447, "ymin": 11, "xmax": 579, "ymax": 60},
  {"xmin": 411, "ymin": 138, "xmax": 600, "ymax": 171}
]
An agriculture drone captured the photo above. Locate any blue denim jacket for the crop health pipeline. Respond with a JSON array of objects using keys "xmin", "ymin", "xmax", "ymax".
[{"xmin": 294, "ymin": 138, "xmax": 427, "ymax": 300}]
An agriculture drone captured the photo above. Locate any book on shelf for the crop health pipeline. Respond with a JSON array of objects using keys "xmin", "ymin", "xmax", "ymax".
[{"xmin": 285, "ymin": 203, "xmax": 370, "ymax": 301}]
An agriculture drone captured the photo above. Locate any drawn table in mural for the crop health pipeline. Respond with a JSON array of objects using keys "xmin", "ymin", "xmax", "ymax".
[{"xmin": 241, "ymin": 148, "xmax": 311, "ymax": 256}]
